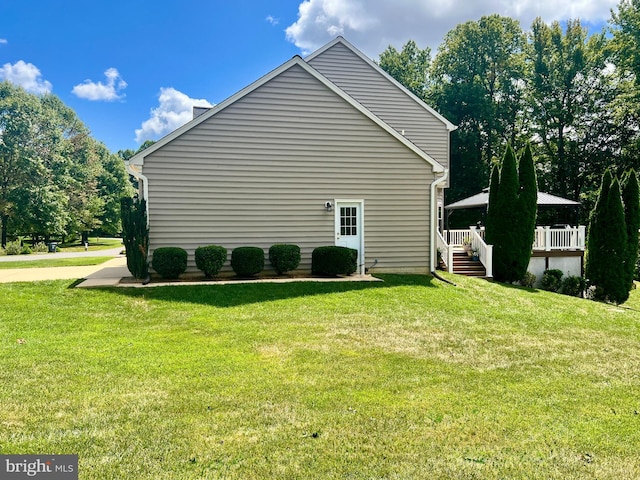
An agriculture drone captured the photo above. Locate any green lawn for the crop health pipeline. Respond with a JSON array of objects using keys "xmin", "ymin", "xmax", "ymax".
[
  {"xmin": 0, "ymin": 256, "xmax": 112, "ymax": 269},
  {"xmin": 1, "ymin": 274, "xmax": 639, "ymax": 479},
  {"xmin": 58, "ymin": 237, "xmax": 123, "ymax": 252}
]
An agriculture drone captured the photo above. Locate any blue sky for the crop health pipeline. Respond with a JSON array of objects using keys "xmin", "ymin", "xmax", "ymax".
[{"xmin": 0, "ymin": 0, "xmax": 617, "ymax": 153}]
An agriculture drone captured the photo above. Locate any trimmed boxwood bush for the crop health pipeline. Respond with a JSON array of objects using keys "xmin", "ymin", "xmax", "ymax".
[
  {"xmin": 152, "ymin": 247, "xmax": 188, "ymax": 279},
  {"xmin": 231, "ymin": 246, "xmax": 264, "ymax": 277},
  {"xmin": 269, "ymin": 244, "xmax": 301, "ymax": 275},
  {"xmin": 312, "ymin": 246, "xmax": 357, "ymax": 276},
  {"xmin": 540, "ymin": 269, "xmax": 563, "ymax": 292},
  {"xmin": 195, "ymin": 245, "xmax": 227, "ymax": 278}
]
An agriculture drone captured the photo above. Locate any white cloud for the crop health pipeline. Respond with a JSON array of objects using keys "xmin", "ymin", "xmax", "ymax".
[
  {"xmin": 135, "ymin": 87, "xmax": 214, "ymax": 143},
  {"xmin": 0, "ymin": 39, "xmax": 7, "ymax": 45},
  {"xmin": 266, "ymin": 15, "xmax": 279, "ymax": 25},
  {"xmin": 0, "ymin": 60, "xmax": 52, "ymax": 94},
  {"xmin": 286, "ymin": 0, "xmax": 618, "ymax": 57},
  {"xmin": 72, "ymin": 67, "xmax": 127, "ymax": 101}
]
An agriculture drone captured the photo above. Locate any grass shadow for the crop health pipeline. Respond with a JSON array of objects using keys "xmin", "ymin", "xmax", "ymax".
[{"xmin": 100, "ymin": 274, "xmax": 439, "ymax": 308}]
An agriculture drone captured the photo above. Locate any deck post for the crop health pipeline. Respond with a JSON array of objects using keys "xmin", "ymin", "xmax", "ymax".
[{"xmin": 545, "ymin": 226, "xmax": 551, "ymax": 252}]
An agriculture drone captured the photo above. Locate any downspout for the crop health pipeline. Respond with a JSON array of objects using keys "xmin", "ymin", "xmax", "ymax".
[
  {"xmin": 430, "ymin": 168, "xmax": 449, "ymax": 274},
  {"xmin": 124, "ymin": 161, "xmax": 150, "ymax": 227}
]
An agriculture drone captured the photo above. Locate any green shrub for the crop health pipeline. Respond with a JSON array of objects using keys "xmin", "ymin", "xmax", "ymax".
[
  {"xmin": 586, "ymin": 170, "xmax": 629, "ymax": 304},
  {"xmin": 269, "ymin": 244, "xmax": 301, "ymax": 275},
  {"xmin": 559, "ymin": 275, "xmax": 586, "ymax": 297},
  {"xmin": 5, "ymin": 240, "xmax": 21, "ymax": 255},
  {"xmin": 0, "ymin": 247, "xmax": 5, "ymax": 256},
  {"xmin": 152, "ymin": 247, "xmax": 188, "ymax": 279},
  {"xmin": 20, "ymin": 245, "xmax": 32, "ymax": 255},
  {"xmin": 540, "ymin": 269, "xmax": 563, "ymax": 292},
  {"xmin": 32, "ymin": 242, "xmax": 48, "ymax": 253},
  {"xmin": 231, "ymin": 247, "xmax": 264, "ymax": 277},
  {"xmin": 312, "ymin": 246, "xmax": 357, "ymax": 276},
  {"xmin": 121, "ymin": 197, "xmax": 149, "ymax": 280},
  {"xmin": 485, "ymin": 144, "xmax": 537, "ymax": 283},
  {"xmin": 195, "ymin": 245, "xmax": 227, "ymax": 278},
  {"xmin": 519, "ymin": 271, "xmax": 536, "ymax": 288}
]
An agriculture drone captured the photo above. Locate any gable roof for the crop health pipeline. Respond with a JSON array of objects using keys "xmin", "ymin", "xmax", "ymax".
[
  {"xmin": 306, "ymin": 37, "xmax": 457, "ymax": 132},
  {"xmin": 127, "ymin": 49, "xmax": 445, "ymax": 172},
  {"xmin": 445, "ymin": 190, "xmax": 581, "ymax": 210}
]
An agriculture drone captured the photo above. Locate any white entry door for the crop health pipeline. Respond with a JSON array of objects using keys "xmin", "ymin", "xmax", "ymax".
[{"xmin": 334, "ymin": 200, "xmax": 364, "ymax": 273}]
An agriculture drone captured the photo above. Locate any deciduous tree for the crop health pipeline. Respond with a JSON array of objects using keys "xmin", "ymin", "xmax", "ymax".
[
  {"xmin": 378, "ymin": 40, "xmax": 431, "ymax": 100},
  {"xmin": 430, "ymin": 15, "xmax": 527, "ymax": 203}
]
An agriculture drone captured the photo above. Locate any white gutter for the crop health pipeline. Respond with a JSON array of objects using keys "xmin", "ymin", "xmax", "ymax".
[
  {"xmin": 124, "ymin": 161, "xmax": 150, "ymax": 227},
  {"xmin": 430, "ymin": 168, "xmax": 449, "ymax": 273}
]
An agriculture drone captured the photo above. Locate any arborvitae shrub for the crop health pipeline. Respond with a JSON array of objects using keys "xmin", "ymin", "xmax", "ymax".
[
  {"xmin": 311, "ymin": 246, "xmax": 357, "ymax": 276},
  {"xmin": 540, "ymin": 269, "xmax": 563, "ymax": 292},
  {"xmin": 559, "ymin": 275, "xmax": 586, "ymax": 297},
  {"xmin": 586, "ymin": 170, "xmax": 630, "ymax": 303},
  {"xmin": 121, "ymin": 197, "xmax": 149, "ymax": 280},
  {"xmin": 152, "ymin": 247, "xmax": 188, "ymax": 279},
  {"xmin": 622, "ymin": 169, "xmax": 640, "ymax": 290},
  {"xmin": 195, "ymin": 245, "xmax": 227, "ymax": 278},
  {"xmin": 231, "ymin": 247, "xmax": 264, "ymax": 277},
  {"xmin": 269, "ymin": 244, "xmax": 301, "ymax": 275}
]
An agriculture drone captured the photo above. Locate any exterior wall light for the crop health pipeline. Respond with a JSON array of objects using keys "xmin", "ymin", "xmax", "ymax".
[{"xmin": 324, "ymin": 201, "xmax": 333, "ymax": 212}]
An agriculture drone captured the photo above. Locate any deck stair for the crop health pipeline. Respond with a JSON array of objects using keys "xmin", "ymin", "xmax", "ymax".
[{"xmin": 452, "ymin": 251, "xmax": 486, "ymax": 277}]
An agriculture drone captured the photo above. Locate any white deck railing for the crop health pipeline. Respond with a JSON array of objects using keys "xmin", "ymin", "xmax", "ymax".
[
  {"xmin": 437, "ymin": 230, "xmax": 453, "ymax": 273},
  {"xmin": 440, "ymin": 227, "xmax": 492, "ymax": 278},
  {"xmin": 439, "ymin": 225, "xmax": 586, "ymax": 278},
  {"xmin": 444, "ymin": 226, "xmax": 585, "ymax": 252},
  {"xmin": 532, "ymin": 226, "xmax": 586, "ymax": 251},
  {"xmin": 469, "ymin": 227, "xmax": 493, "ymax": 278}
]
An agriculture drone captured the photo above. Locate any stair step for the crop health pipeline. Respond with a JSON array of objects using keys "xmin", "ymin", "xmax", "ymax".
[{"xmin": 451, "ymin": 252, "xmax": 487, "ymax": 277}]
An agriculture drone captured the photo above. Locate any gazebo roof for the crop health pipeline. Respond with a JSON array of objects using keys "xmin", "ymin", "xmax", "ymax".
[{"xmin": 445, "ymin": 189, "xmax": 581, "ymax": 210}]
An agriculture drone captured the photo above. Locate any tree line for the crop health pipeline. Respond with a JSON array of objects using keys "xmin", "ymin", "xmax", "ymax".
[
  {"xmin": 0, "ymin": 81, "xmax": 133, "ymax": 247},
  {"xmin": 378, "ymin": 1, "xmax": 640, "ymax": 225}
]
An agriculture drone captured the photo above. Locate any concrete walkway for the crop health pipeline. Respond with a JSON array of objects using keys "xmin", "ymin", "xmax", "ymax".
[
  {"xmin": 0, "ymin": 256, "xmax": 129, "ymax": 285},
  {"xmin": 0, "ymin": 246, "xmax": 124, "ymax": 262},
  {"xmin": 0, "ymin": 254, "xmax": 380, "ymax": 287}
]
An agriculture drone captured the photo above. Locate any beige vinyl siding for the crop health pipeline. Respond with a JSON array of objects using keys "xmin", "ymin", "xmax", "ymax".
[
  {"xmin": 308, "ymin": 42, "xmax": 450, "ymax": 172},
  {"xmin": 143, "ymin": 64, "xmax": 435, "ymax": 274}
]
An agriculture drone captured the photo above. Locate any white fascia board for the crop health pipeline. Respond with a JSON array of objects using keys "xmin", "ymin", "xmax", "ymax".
[{"xmin": 306, "ymin": 36, "xmax": 458, "ymax": 133}]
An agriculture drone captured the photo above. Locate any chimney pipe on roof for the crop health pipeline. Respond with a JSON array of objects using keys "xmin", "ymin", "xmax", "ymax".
[{"xmin": 193, "ymin": 106, "xmax": 212, "ymax": 119}]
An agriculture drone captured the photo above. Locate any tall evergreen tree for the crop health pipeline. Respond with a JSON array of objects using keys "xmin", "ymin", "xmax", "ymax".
[
  {"xmin": 586, "ymin": 170, "xmax": 629, "ymax": 303},
  {"xmin": 586, "ymin": 170, "xmax": 612, "ymax": 293},
  {"xmin": 121, "ymin": 197, "xmax": 149, "ymax": 280},
  {"xmin": 487, "ymin": 145, "xmax": 520, "ymax": 282},
  {"xmin": 515, "ymin": 143, "xmax": 538, "ymax": 278},
  {"xmin": 621, "ymin": 169, "xmax": 640, "ymax": 289},
  {"xmin": 485, "ymin": 164, "xmax": 501, "ymax": 246}
]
